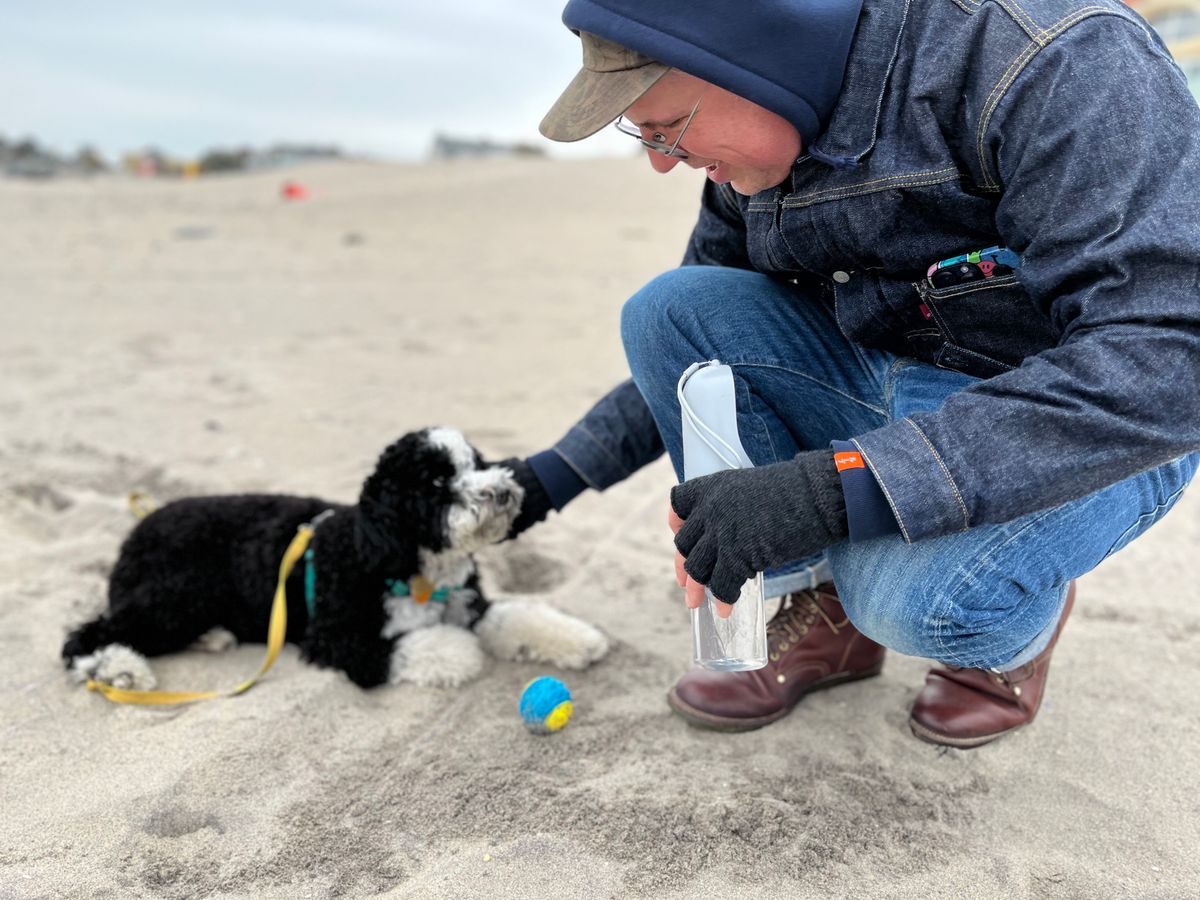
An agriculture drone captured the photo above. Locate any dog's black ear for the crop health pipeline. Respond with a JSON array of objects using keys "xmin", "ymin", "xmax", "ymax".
[{"xmin": 355, "ymin": 430, "xmax": 452, "ymax": 571}]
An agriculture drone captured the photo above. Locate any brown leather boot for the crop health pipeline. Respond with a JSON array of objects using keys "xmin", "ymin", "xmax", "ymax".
[
  {"xmin": 909, "ymin": 581, "xmax": 1076, "ymax": 748},
  {"xmin": 667, "ymin": 583, "xmax": 886, "ymax": 731}
]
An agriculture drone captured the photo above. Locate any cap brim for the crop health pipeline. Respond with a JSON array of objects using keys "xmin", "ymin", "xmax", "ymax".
[{"xmin": 539, "ymin": 63, "xmax": 670, "ymax": 142}]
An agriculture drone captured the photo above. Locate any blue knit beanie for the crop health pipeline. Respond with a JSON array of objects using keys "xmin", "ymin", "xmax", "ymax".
[{"xmin": 552, "ymin": 0, "xmax": 863, "ymax": 145}]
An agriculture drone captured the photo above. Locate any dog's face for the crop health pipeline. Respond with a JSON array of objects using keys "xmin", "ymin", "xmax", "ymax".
[
  {"xmin": 356, "ymin": 427, "xmax": 524, "ymax": 570},
  {"xmin": 425, "ymin": 427, "xmax": 524, "ymax": 551}
]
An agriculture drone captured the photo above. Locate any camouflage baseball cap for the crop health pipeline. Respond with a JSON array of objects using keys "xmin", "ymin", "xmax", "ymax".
[{"xmin": 540, "ymin": 32, "xmax": 671, "ymax": 142}]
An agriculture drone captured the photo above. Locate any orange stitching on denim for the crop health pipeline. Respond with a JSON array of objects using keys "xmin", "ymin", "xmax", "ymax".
[
  {"xmin": 921, "ymin": 274, "xmax": 1019, "ymax": 300},
  {"xmin": 995, "ymin": 0, "xmax": 1043, "ymax": 43},
  {"xmin": 781, "ymin": 169, "xmax": 962, "ymax": 210},
  {"xmin": 939, "ymin": 343, "xmax": 1016, "ymax": 373},
  {"xmin": 903, "ymin": 418, "xmax": 971, "ymax": 531},
  {"xmin": 976, "ymin": 43, "xmax": 1041, "ymax": 188},
  {"xmin": 784, "ymin": 175, "xmax": 961, "ymax": 209},
  {"xmin": 784, "ymin": 166, "xmax": 958, "ymax": 201},
  {"xmin": 924, "ymin": 297, "xmax": 956, "ymax": 343},
  {"xmin": 976, "ymin": 7, "xmax": 1118, "ymax": 189}
]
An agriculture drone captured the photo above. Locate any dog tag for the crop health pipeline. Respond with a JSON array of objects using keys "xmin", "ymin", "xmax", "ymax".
[{"xmin": 410, "ymin": 575, "xmax": 435, "ymax": 604}]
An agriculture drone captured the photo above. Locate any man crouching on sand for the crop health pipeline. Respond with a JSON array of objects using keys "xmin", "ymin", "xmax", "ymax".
[{"xmin": 494, "ymin": 0, "xmax": 1200, "ymax": 747}]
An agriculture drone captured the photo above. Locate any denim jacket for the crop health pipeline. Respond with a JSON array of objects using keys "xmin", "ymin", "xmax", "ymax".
[{"xmin": 553, "ymin": 0, "xmax": 1200, "ymax": 542}]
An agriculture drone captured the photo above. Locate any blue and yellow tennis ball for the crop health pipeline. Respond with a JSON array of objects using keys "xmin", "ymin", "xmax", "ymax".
[{"xmin": 519, "ymin": 676, "xmax": 573, "ymax": 734}]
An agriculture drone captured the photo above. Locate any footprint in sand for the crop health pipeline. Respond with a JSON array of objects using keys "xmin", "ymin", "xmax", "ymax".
[
  {"xmin": 481, "ymin": 545, "xmax": 570, "ymax": 594},
  {"xmin": 9, "ymin": 482, "xmax": 74, "ymax": 513}
]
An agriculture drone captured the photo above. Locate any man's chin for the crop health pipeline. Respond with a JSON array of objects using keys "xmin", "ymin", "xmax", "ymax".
[{"xmin": 730, "ymin": 172, "xmax": 790, "ymax": 197}]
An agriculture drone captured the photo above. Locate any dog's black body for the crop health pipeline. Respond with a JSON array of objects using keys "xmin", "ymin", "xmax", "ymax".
[{"xmin": 63, "ymin": 429, "xmax": 517, "ymax": 689}]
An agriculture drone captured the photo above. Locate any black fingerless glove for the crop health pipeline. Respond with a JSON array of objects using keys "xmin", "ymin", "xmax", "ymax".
[
  {"xmin": 670, "ymin": 449, "xmax": 849, "ymax": 604},
  {"xmin": 496, "ymin": 457, "xmax": 554, "ymax": 539}
]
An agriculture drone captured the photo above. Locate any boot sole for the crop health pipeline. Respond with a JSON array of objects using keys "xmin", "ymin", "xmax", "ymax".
[
  {"xmin": 666, "ymin": 661, "xmax": 885, "ymax": 733},
  {"xmin": 908, "ymin": 717, "xmax": 1024, "ymax": 749}
]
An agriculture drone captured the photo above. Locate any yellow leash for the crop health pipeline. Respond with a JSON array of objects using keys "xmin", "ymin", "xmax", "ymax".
[
  {"xmin": 86, "ymin": 525, "xmax": 314, "ymax": 706},
  {"xmin": 127, "ymin": 491, "xmax": 157, "ymax": 520}
]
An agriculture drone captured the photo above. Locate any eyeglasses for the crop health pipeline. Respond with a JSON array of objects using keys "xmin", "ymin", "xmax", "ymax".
[{"xmin": 613, "ymin": 98, "xmax": 702, "ymax": 161}]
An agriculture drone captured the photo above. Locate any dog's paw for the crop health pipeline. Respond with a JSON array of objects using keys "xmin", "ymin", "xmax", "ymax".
[
  {"xmin": 69, "ymin": 644, "xmax": 158, "ymax": 691},
  {"xmin": 477, "ymin": 601, "xmax": 609, "ymax": 670},
  {"xmin": 389, "ymin": 624, "xmax": 485, "ymax": 688},
  {"xmin": 191, "ymin": 628, "xmax": 238, "ymax": 653}
]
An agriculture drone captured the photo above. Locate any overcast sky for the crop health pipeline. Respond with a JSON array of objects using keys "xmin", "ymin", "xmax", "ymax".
[{"xmin": 0, "ymin": 1, "xmax": 632, "ymax": 162}]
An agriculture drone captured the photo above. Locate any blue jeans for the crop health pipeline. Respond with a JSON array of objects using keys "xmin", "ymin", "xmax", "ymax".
[{"xmin": 621, "ymin": 267, "xmax": 1198, "ymax": 670}]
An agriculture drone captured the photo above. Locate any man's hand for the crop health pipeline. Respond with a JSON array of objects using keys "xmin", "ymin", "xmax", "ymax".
[
  {"xmin": 669, "ymin": 449, "xmax": 849, "ymax": 605},
  {"xmin": 669, "ymin": 504, "xmax": 735, "ymax": 618}
]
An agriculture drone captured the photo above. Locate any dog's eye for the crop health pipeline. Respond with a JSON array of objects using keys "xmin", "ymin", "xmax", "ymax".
[{"xmin": 432, "ymin": 477, "xmax": 446, "ymax": 489}]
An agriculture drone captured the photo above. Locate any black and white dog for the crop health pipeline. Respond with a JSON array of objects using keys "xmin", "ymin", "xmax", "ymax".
[{"xmin": 63, "ymin": 427, "xmax": 607, "ymax": 691}]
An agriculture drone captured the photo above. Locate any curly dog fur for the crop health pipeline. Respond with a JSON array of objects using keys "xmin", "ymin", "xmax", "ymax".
[{"xmin": 63, "ymin": 427, "xmax": 607, "ymax": 691}]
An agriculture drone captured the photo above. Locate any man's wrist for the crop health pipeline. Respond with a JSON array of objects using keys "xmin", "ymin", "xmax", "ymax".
[
  {"xmin": 794, "ymin": 449, "xmax": 849, "ymax": 542},
  {"xmin": 830, "ymin": 440, "xmax": 900, "ymax": 542},
  {"xmin": 526, "ymin": 449, "xmax": 587, "ymax": 511}
]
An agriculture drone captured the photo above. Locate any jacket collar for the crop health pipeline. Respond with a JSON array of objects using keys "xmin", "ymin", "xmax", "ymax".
[{"xmin": 808, "ymin": 0, "xmax": 911, "ymax": 170}]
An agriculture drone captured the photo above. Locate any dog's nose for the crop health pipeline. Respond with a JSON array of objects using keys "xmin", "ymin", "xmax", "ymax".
[{"xmin": 494, "ymin": 487, "xmax": 511, "ymax": 505}]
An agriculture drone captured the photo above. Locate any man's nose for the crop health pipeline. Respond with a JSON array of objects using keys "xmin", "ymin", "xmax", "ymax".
[{"xmin": 646, "ymin": 151, "xmax": 681, "ymax": 174}]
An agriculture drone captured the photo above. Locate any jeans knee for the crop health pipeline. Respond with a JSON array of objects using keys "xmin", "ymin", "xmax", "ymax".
[
  {"xmin": 839, "ymin": 578, "xmax": 931, "ymax": 658},
  {"xmin": 622, "ymin": 266, "xmax": 795, "ymax": 382},
  {"xmin": 621, "ymin": 269, "xmax": 708, "ymax": 393},
  {"xmin": 841, "ymin": 572, "xmax": 1051, "ymax": 670},
  {"xmin": 622, "ymin": 269, "xmax": 694, "ymax": 365}
]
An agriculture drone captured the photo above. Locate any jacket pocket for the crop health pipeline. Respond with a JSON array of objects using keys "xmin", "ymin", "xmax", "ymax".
[{"xmin": 913, "ymin": 275, "xmax": 1056, "ymax": 378}]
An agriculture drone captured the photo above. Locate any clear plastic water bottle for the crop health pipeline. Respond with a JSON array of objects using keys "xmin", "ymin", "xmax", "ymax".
[{"xmin": 678, "ymin": 360, "xmax": 768, "ymax": 671}]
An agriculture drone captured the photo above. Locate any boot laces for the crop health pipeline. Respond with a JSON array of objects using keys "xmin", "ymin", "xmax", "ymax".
[{"xmin": 767, "ymin": 590, "xmax": 839, "ymax": 650}]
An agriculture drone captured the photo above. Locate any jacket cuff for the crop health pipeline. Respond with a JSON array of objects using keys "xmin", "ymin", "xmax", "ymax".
[
  {"xmin": 552, "ymin": 424, "xmax": 625, "ymax": 492},
  {"xmin": 851, "ymin": 419, "xmax": 972, "ymax": 543},
  {"xmin": 526, "ymin": 449, "xmax": 588, "ymax": 512},
  {"xmin": 831, "ymin": 440, "xmax": 900, "ymax": 542}
]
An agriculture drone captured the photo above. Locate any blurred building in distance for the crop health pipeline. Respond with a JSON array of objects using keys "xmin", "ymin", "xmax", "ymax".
[
  {"xmin": 120, "ymin": 143, "xmax": 344, "ymax": 178},
  {"xmin": 1, "ymin": 136, "xmax": 110, "ymax": 179},
  {"xmin": 429, "ymin": 134, "xmax": 546, "ymax": 162},
  {"xmin": 0, "ymin": 138, "xmax": 342, "ymax": 180}
]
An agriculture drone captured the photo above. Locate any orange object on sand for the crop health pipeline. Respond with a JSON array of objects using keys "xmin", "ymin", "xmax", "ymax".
[{"xmin": 281, "ymin": 181, "xmax": 309, "ymax": 200}]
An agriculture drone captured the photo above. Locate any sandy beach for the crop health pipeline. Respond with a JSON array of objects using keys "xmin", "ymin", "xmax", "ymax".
[{"xmin": 1, "ymin": 158, "xmax": 1197, "ymax": 899}]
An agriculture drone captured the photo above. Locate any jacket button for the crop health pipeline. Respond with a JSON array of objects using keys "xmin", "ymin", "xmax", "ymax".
[{"xmin": 832, "ymin": 271, "xmax": 851, "ymax": 284}]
